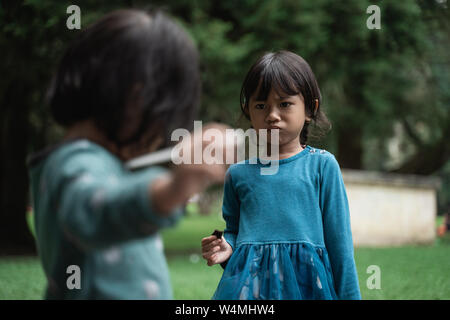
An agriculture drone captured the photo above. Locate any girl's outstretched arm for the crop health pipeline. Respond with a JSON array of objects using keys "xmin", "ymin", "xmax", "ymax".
[
  {"xmin": 54, "ymin": 123, "xmax": 231, "ymax": 252},
  {"xmin": 319, "ymin": 154, "xmax": 362, "ymax": 300},
  {"xmin": 54, "ymin": 149, "xmax": 185, "ymax": 252}
]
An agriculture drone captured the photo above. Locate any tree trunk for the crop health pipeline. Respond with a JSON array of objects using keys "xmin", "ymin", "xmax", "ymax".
[
  {"xmin": 390, "ymin": 122, "xmax": 450, "ymax": 175},
  {"xmin": 336, "ymin": 122, "xmax": 364, "ymax": 169},
  {"xmin": 0, "ymin": 81, "xmax": 36, "ymax": 255}
]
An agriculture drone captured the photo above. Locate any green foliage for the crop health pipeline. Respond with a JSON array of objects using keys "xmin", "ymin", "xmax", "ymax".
[
  {"xmin": 26, "ymin": 209, "xmax": 34, "ymax": 238},
  {"xmin": 1, "ymin": 0, "xmax": 449, "ymax": 211},
  {"xmin": 2, "ymin": 0, "xmax": 447, "ymax": 160}
]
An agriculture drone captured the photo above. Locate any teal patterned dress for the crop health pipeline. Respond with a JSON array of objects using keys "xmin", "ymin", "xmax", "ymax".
[{"xmin": 28, "ymin": 139, "xmax": 184, "ymax": 299}]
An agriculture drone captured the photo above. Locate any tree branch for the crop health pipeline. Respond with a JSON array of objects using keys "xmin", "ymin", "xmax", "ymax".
[{"xmin": 400, "ymin": 117, "xmax": 425, "ymax": 147}]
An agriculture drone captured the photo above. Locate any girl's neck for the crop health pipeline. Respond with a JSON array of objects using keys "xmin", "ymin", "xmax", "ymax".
[
  {"xmin": 63, "ymin": 119, "xmax": 119, "ymax": 155},
  {"xmin": 63, "ymin": 119, "xmax": 164, "ymax": 161}
]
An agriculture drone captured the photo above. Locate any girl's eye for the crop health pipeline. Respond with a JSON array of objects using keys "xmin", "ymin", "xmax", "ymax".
[
  {"xmin": 280, "ymin": 102, "xmax": 291, "ymax": 108},
  {"xmin": 255, "ymin": 104, "xmax": 265, "ymax": 109}
]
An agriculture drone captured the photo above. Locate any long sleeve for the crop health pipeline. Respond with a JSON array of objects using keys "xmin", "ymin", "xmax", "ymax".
[
  {"xmin": 319, "ymin": 155, "xmax": 361, "ymax": 300},
  {"xmin": 52, "ymin": 150, "xmax": 184, "ymax": 252},
  {"xmin": 222, "ymin": 167, "xmax": 240, "ymax": 251}
]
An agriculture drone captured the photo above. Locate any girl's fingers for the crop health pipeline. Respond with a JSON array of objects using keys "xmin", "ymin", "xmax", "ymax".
[
  {"xmin": 207, "ymin": 254, "xmax": 218, "ymax": 266},
  {"xmin": 201, "ymin": 235, "xmax": 217, "ymax": 245},
  {"xmin": 207, "ymin": 251, "xmax": 225, "ymax": 266},
  {"xmin": 204, "ymin": 241, "xmax": 222, "ymax": 253},
  {"xmin": 205, "ymin": 241, "xmax": 233, "ymax": 266},
  {"xmin": 202, "ymin": 245, "xmax": 221, "ymax": 260},
  {"xmin": 201, "ymin": 238, "xmax": 222, "ymax": 252}
]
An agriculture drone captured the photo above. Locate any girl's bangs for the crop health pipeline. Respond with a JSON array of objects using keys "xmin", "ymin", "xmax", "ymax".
[{"xmin": 252, "ymin": 60, "xmax": 301, "ymax": 102}]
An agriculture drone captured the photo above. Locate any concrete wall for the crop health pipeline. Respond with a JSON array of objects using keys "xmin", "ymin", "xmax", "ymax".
[{"xmin": 342, "ymin": 169, "xmax": 441, "ymax": 247}]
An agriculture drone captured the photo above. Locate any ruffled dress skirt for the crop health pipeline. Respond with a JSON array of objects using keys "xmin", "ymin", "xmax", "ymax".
[{"xmin": 212, "ymin": 242, "xmax": 338, "ymax": 300}]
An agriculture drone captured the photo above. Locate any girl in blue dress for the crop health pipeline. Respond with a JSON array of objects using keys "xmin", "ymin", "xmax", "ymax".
[
  {"xmin": 201, "ymin": 51, "xmax": 361, "ymax": 300},
  {"xmin": 28, "ymin": 9, "xmax": 230, "ymax": 299}
]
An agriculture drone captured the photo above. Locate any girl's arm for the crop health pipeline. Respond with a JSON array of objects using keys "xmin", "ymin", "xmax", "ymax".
[
  {"xmin": 55, "ymin": 149, "xmax": 222, "ymax": 252},
  {"xmin": 319, "ymin": 155, "xmax": 361, "ymax": 300},
  {"xmin": 221, "ymin": 167, "xmax": 240, "ymax": 254}
]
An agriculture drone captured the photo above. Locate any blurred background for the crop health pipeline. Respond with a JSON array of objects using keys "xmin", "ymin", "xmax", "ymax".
[{"xmin": 0, "ymin": 0, "xmax": 449, "ymax": 299}]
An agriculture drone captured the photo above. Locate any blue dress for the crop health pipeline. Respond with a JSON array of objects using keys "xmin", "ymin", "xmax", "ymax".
[{"xmin": 212, "ymin": 145, "xmax": 361, "ymax": 300}]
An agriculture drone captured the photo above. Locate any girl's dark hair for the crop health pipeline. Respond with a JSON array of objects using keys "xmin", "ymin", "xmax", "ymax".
[
  {"xmin": 239, "ymin": 50, "xmax": 331, "ymax": 145},
  {"xmin": 47, "ymin": 9, "xmax": 200, "ymax": 148}
]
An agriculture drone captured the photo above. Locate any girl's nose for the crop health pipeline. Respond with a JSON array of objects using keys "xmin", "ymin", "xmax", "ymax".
[{"xmin": 265, "ymin": 106, "xmax": 281, "ymax": 123}]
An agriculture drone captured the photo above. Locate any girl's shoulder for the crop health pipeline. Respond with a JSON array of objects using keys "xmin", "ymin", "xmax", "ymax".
[
  {"xmin": 308, "ymin": 148, "xmax": 344, "ymax": 179},
  {"xmin": 307, "ymin": 146, "xmax": 337, "ymax": 163},
  {"xmin": 306, "ymin": 146, "xmax": 332, "ymax": 157},
  {"xmin": 38, "ymin": 139, "xmax": 122, "ymax": 182},
  {"xmin": 224, "ymin": 158, "xmax": 255, "ymax": 185},
  {"xmin": 46, "ymin": 139, "xmax": 116, "ymax": 167},
  {"xmin": 303, "ymin": 147, "xmax": 342, "ymax": 178},
  {"xmin": 27, "ymin": 139, "xmax": 121, "ymax": 200}
]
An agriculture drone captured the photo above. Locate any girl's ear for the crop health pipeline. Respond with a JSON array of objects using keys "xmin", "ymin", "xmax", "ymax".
[
  {"xmin": 314, "ymin": 99, "xmax": 319, "ymax": 115},
  {"xmin": 306, "ymin": 99, "xmax": 319, "ymax": 123}
]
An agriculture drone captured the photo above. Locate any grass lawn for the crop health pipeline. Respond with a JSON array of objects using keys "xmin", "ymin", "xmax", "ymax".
[{"xmin": 1, "ymin": 206, "xmax": 449, "ymax": 300}]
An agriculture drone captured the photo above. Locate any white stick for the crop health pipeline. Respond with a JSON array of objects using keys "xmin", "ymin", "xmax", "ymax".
[
  {"xmin": 125, "ymin": 131, "xmax": 246, "ymax": 170},
  {"xmin": 125, "ymin": 147, "xmax": 174, "ymax": 170}
]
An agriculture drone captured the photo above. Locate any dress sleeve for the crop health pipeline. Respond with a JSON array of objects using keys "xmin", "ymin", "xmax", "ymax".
[
  {"xmin": 319, "ymin": 155, "xmax": 361, "ymax": 300},
  {"xmin": 222, "ymin": 167, "xmax": 240, "ymax": 252},
  {"xmin": 52, "ymin": 150, "xmax": 184, "ymax": 252}
]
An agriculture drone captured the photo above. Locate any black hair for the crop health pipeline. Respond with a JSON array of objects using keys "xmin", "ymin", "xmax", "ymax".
[
  {"xmin": 47, "ymin": 9, "xmax": 200, "ymax": 149},
  {"xmin": 239, "ymin": 50, "xmax": 331, "ymax": 145}
]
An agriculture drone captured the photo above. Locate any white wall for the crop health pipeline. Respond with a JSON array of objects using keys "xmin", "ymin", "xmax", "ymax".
[{"xmin": 342, "ymin": 169, "xmax": 441, "ymax": 247}]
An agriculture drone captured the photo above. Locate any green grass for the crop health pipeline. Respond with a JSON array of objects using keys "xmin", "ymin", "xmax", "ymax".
[
  {"xmin": 0, "ymin": 256, "xmax": 46, "ymax": 300},
  {"xmin": 1, "ymin": 207, "xmax": 449, "ymax": 300},
  {"xmin": 169, "ymin": 256, "xmax": 224, "ymax": 299},
  {"xmin": 356, "ymin": 244, "xmax": 450, "ymax": 299},
  {"xmin": 161, "ymin": 202, "xmax": 226, "ymax": 255}
]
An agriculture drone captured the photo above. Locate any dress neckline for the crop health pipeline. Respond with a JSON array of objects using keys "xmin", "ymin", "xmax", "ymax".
[{"xmin": 257, "ymin": 145, "xmax": 311, "ymax": 165}]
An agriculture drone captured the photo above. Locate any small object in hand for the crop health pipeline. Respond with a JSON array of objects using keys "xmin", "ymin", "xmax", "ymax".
[{"xmin": 211, "ymin": 229, "xmax": 223, "ymax": 239}]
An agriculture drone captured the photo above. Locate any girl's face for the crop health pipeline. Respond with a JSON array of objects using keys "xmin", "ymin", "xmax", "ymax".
[{"xmin": 247, "ymin": 88, "xmax": 310, "ymax": 149}]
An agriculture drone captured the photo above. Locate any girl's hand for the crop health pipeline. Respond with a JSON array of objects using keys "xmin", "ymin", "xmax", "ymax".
[
  {"xmin": 172, "ymin": 122, "xmax": 236, "ymax": 187},
  {"xmin": 151, "ymin": 122, "xmax": 236, "ymax": 215},
  {"xmin": 201, "ymin": 235, "xmax": 233, "ymax": 266}
]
